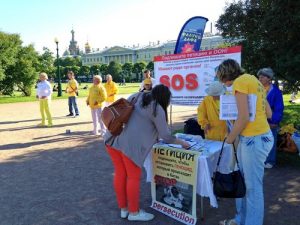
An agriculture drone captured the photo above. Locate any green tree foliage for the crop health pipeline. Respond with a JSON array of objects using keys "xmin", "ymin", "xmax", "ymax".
[
  {"xmin": 0, "ymin": 32, "xmax": 40, "ymax": 96},
  {"xmin": 100, "ymin": 64, "xmax": 108, "ymax": 76},
  {"xmin": 38, "ymin": 47, "xmax": 55, "ymax": 78},
  {"xmin": 216, "ymin": 0, "xmax": 300, "ymax": 91},
  {"xmin": 146, "ymin": 61, "xmax": 154, "ymax": 71},
  {"xmin": 133, "ymin": 61, "xmax": 146, "ymax": 81},
  {"xmin": 90, "ymin": 64, "xmax": 101, "ymax": 75},
  {"xmin": 79, "ymin": 65, "xmax": 91, "ymax": 78},
  {"xmin": 0, "ymin": 32, "xmax": 22, "ymax": 81},
  {"xmin": 107, "ymin": 61, "xmax": 122, "ymax": 81},
  {"xmin": 122, "ymin": 62, "xmax": 133, "ymax": 81}
]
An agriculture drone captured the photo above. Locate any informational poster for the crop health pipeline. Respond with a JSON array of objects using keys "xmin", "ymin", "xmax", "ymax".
[
  {"xmin": 154, "ymin": 46, "xmax": 241, "ymax": 105},
  {"xmin": 151, "ymin": 145, "xmax": 199, "ymax": 225},
  {"xmin": 219, "ymin": 94, "xmax": 257, "ymax": 121}
]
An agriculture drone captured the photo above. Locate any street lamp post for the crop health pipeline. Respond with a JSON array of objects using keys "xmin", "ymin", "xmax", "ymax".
[{"xmin": 54, "ymin": 38, "xmax": 62, "ymax": 97}]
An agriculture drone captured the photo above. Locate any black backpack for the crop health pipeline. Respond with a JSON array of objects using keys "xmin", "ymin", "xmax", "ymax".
[{"xmin": 183, "ymin": 118, "xmax": 205, "ymax": 138}]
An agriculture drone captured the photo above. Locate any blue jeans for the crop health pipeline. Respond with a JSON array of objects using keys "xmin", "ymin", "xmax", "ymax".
[
  {"xmin": 68, "ymin": 96, "xmax": 79, "ymax": 115},
  {"xmin": 234, "ymin": 131, "xmax": 274, "ymax": 225},
  {"xmin": 265, "ymin": 127, "xmax": 279, "ymax": 166}
]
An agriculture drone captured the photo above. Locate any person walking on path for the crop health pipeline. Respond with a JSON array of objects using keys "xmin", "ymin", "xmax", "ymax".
[
  {"xmin": 197, "ymin": 81, "xmax": 227, "ymax": 141},
  {"xmin": 65, "ymin": 71, "xmax": 79, "ymax": 116},
  {"xmin": 258, "ymin": 68, "xmax": 284, "ymax": 169},
  {"xmin": 104, "ymin": 74, "xmax": 118, "ymax": 106},
  {"xmin": 139, "ymin": 70, "xmax": 156, "ymax": 91},
  {"xmin": 86, "ymin": 75, "xmax": 107, "ymax": 136},
  {"xmin": 104, "ymin": 85, "xmax": 190, "ymax": 222},
  {"xmin": 36, "ymin": 72, "xmax": 53, "ymax": 127},
  {"xmin": 217, "ymin": 59, "xmax": 274, "ymax": 225}
]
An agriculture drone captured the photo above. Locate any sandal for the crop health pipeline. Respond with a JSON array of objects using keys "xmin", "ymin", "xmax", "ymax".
[{"xmin": 219, "ymin": 219, "xmax": 237, "ymax": 225}]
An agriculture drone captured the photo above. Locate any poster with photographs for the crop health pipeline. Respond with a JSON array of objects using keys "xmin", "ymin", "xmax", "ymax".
[{"xmin": 151, "ymin": 146, "xmax": 199, "ymax": 225}]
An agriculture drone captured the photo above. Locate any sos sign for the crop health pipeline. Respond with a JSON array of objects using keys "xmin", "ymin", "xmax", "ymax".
[{"xmin": 159, "ymin": 73, "xmax": 198, "ymax": 91}]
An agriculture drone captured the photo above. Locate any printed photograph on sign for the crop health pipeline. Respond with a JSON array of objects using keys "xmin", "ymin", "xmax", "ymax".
[{"xmin": 154, "ymin": 176, "xmax": 193, "ymax": 214}]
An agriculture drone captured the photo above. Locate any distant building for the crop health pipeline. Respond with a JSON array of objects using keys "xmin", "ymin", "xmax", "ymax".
[
  {"xmin": 63, "ymin": 29, "xmax": 80, "ymax": 57},
  {"xmin": 82, "ymin": 34, "xmax": 225, "ymax": 66}
]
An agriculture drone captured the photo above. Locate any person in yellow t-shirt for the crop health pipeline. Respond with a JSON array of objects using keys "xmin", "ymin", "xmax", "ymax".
[
  {"xmin": 104, "ymin": 74, "xmax": 118, "ymax": 106},
  {"xmin": 197, "ymin": 81, "xmax": 227, "ymax": 141},
  {"xmin": 217, "ymin": 59, "xmax": 274, "ymax": 225},
  {"xmin": 86, "ymin": 75, "xmax": 107, "ymax": 136},
  {"xmin": 65, "ymin": 71, "xmax": 79, "ymax": 116}
]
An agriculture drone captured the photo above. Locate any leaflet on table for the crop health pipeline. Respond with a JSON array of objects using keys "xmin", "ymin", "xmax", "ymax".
[
  {"xmin": 219, "ymin": 94, "xmax": 257, "ymax": 121},
  {"xmin": 156, "ymin": 133, "xmax": 209, "ymax": 152}
]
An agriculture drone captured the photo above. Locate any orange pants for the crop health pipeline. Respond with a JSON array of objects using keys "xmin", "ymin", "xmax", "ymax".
[{"xmin": 106, "ymin": 145, "xmax": 142, "ymax": 213}]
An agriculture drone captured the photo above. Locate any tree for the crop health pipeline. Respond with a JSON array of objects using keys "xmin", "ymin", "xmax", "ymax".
[
  {"xmin": 133, "ymin": 61, "xmax": 146, "ymax": 81},
  {"xmin": 216, "ymin": 0, "xmax": 300, "ymax": 91},
  {"xmin": 122, "ymin": 62, "xmax": 133, "ymax": 81},
  {"xmin": 0, "ymin": 32, "xmax": 41, "ymax": 96},
  {"xmin": 107, "ymin": 61, "xmax": 122, "ymax": 81},
  {"xmin": 90, "ymin": 64, "xmax": 101, "ymax": 75},
  {"xmin": 0, "ymin": 32, "xmax": 22, "ymax": 82},
  {"xmin": 5, "ymin": 45, "xmax": 40, "ymax": 96},
  {"xmin": 99, "ymin": 64, "xmax": 108, "ymax": 76},
  {"xmin": 146, "ymin": 61, "xmax": 154, "ymax": 71},
  {"xmin": 79, "ymin": 65, "xmax": 90, "ymax": 79},
  {"xmin": 38, "ymin": 47, "xmax": 55, "ymax": 78}
]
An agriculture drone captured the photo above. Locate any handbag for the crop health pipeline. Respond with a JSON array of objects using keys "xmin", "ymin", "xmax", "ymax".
[
  {"xmin": 101, "ymin": 93, "xmax": 141, "ymax": 136},
  {"xmin": 213, "ymin": 138, "xmax": 246, "ymax": 198}
]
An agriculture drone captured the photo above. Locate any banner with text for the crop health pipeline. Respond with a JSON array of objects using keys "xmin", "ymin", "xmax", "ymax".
[
  {"xmin": 151, "ymin": 145, "xmax": 199, "ymax": 225},
  {"xmin": 154, "ymin": 46, "xmax": 242, "ymax": 105}
]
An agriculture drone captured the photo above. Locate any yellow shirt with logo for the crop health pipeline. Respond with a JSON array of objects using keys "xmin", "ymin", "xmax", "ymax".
[
  {"xmin": 197, "ymin": 96, "xmax": 227, "ymax": 141},
  {"xmin": 86, "ymin": 84, "xmax": 107, "ymax": 109},
  {"xmin": 104, "ymin": 81, "xmax": 118, "ymax": 103},
  {"xmin": 232, "ymin": 74, "xmax": 269, "ymax": 136},
  {"xmin": 66, "ymin": 79, "xmax": 78, "ymax": 97}
]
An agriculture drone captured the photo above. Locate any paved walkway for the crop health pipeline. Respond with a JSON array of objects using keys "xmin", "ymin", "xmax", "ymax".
[{"xmin": 0, "ymin": 97, "xmax": 299, "ymax": 225}]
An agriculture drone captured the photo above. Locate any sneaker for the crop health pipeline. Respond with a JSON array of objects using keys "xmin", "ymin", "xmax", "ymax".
[
  {"xmin": 37, "ymin": 123, "xmax": 46, "ymax": 127},
  {"xmin": 128, "ymin": 210, "xmax": 154, "ymax": 221},
  {"xmin": 75, "ymin": 113, "xmax": 80, "ymax": 116},
  {"xmin": 264, "ymin": 163, "xmax": 273, "ymax": 169},
  {"xmin": 47, "ymin": 123, "xmax": 53, "ymax": 127},
  {"xmin": 120, "ymin": 209, "xmax": 129, "ymax": 219},
  {"xmin": 66, "ymin": 114, "xmax": 74, "ymax": 117}
]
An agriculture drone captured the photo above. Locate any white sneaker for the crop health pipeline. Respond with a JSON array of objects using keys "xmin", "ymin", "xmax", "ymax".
[
  {"xmin": 120, "ymin": 209, "xmax": 128, "ymax": 219},
  {"xmin": 264, "ymin": 163, "xmax": 273, "ymax": 169},
  {"xmin": 127, "ymin": 210, "xmax": 154, "ymax": 221}
]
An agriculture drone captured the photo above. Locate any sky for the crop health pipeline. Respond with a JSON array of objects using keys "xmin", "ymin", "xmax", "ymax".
[{"xmin": 0, "ymin": 0, "xmax": 233, "ymax": 54}]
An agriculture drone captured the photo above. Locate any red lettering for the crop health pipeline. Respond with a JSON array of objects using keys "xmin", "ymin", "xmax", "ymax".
[
  {"xmin": 159, "ymin": 75, "xmax": 170, "ymax": 87},
  {"xmin": 185, "ymin": 73, "xmax": 198, "ymax": 90},
  {"xmin": 172, "ymin": 74, "xmax": 184, "ymax": 90}
]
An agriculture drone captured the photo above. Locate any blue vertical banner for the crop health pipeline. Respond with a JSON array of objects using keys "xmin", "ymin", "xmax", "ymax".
[{"xmin": 174, "ymin": 16, "xmax": 208, "ymax": 54}]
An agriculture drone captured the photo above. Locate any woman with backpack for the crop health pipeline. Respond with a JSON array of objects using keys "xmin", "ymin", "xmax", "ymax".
[{"xmin": 104, "ymin": 84, "xmax": 190, "ymax": 222}]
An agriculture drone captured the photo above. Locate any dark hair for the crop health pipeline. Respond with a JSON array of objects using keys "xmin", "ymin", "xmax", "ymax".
[
  {"xmin": 141, "ymin": 84, "xmax": 171, "ymax": 121},
  {"xmin": 216, "ymin": 59, "xmax": 244, "ymax": 82},
  {"xmin": 144, "ymin": 69, "xmax": 150, "ymax": 74}
]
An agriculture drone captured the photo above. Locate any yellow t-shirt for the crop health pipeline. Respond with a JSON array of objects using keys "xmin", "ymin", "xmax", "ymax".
[
  {"xmin": 104, "ymin": 81, "xmax": 118, "ymax": 103},
  {"xmin": 86, "ymin": 84, "xmax": 107, "ymax": 109},
  {"xmin": 232, "ymin": 74, "xmax": 269, "ymax": 136},
  {"xmin": 197, "ymin": 96, "xmax": 227, "ymax": 141},
  {"xmin": 66, "ymin": 79, "xmax": 78, "ymax": 97}
]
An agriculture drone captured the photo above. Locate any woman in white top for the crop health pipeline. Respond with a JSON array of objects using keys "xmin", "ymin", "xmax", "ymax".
[{"xmin": 36, "ymin": 72, "xmax": 53, "ymax": 127}]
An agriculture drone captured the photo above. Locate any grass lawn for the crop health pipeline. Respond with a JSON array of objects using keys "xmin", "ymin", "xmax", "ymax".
[{"xmin": 0, "ymin": 83, "xmax": 140, "ymax": 104}]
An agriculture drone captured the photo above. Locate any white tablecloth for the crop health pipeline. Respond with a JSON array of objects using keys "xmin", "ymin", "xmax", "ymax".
[{"xmin": 144, "ymin": 140, "xmax": 233, "ymax": 208}]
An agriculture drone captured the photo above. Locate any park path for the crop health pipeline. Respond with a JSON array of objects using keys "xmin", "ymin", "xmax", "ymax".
[{"xmin": 0, "ymin": 96, "xmax": 299, "ymax": 225}]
